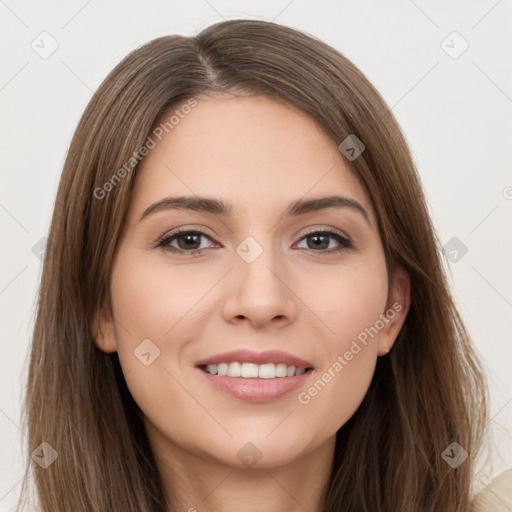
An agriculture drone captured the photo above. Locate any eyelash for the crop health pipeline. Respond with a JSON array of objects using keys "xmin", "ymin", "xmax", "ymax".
[{"xmin": 155, "ymin": 227, "xmax": 353, "ymax": 257}]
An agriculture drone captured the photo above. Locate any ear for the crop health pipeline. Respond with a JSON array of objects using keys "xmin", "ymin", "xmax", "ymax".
[
  {"xmin": 377, "ymin": 266, "xmax": 411, "ymax": 356},
  {"xmin": 92, "ymin": 303, "xmax": 117, "ymax": 354}
]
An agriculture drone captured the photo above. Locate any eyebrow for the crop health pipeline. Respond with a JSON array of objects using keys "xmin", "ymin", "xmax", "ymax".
[{"xmin": 139, "ymin": 194, "xmax": 371, "ymax": 225}]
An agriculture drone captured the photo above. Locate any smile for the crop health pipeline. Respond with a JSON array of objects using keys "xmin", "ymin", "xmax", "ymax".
[{"xmin": 195, "ymin": 349, "xmax": 315, "ymax": 401}]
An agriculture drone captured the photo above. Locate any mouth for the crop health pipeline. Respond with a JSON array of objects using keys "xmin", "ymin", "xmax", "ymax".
[{"xmin": 194, "ymin": 349, "xmax": 315, "ymax": 402}]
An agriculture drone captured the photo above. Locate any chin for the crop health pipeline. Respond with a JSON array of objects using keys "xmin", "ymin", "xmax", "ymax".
[{"xmin": 204, "ymin": 432, "xmax": 315, "ymax": 470}]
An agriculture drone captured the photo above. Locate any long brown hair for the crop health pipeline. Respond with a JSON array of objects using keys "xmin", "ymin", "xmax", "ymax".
[{"xmin": 16, "ymin": 19, "xmax": 489, "ymax": 511}]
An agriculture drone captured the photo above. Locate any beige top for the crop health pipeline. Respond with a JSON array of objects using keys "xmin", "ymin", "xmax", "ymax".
[{"xmin": 471, "ymin": 469, "xmax": 512, "ymax": 511}]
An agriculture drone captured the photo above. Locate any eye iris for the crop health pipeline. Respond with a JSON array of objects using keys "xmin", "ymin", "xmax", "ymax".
[
  {"xmin": 177, "ymin": 233, "xmax": 201, "ymax": 250},
  {"xmin": 308, "ymin": 234, "xmax": 329, "ymax": 250}
]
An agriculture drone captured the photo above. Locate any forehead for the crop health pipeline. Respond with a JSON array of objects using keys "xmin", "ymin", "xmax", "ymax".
[{"xmin": 131, "ymin": 94, "xmax": 376, "ymax": 226}]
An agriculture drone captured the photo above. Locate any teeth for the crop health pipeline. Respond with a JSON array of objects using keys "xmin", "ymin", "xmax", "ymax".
[
  {"xmin": 258, "ymin": 363, "xmax": 275, "ymax": 379},
  {"xmin": 275, "ymin": 363, "xmax": 288, "ymax": 377},
  {"xmin": 241, "ymin": 363, "xmax": 259, "ymax": 378},
  {"xmin": 204, "ymin": 362, "xmax": 308, "ymax": 378},
  {"xmin": 227, "ymin": 361, "xmax": 241, "ymax": 377}
]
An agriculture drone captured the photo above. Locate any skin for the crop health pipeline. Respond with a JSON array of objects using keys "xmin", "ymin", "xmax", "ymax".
[{"xmin": 95, "ymin": 93, "xmax": 410, "ymax": 512}]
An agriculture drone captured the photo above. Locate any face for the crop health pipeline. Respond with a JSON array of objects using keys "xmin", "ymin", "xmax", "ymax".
[{"xmin": 95, "ymin": 93, "xmax": 410, "ymax": 470}]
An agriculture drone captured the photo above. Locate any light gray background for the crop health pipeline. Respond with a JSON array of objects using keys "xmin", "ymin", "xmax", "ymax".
[{"xmin": 1, "ymin": 0, "xmax": 511, "ymax": 509}]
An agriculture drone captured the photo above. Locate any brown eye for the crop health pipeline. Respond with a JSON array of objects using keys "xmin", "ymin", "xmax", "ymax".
[
  {"xmin": 157, "ymin": 230, "xmax": 215, "ymax": 255},
  {"xmin": 296, "ymin": 230, "xmax": 352, "ymax": 253}
]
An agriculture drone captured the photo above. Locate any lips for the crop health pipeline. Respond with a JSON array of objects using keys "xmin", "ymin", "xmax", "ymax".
[{"xmin": 195, "ymin": 348, "xmax": 314, "ymax": 370}]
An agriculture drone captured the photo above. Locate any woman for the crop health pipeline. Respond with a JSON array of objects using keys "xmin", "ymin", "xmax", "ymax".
[{"xmin": 16, "ymin": 18, "xmax": 510, "ymax": 512}]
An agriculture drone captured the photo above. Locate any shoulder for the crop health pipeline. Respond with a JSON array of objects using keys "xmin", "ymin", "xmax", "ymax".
[{"xmin": 471, "ymin": 469, "xmax": 512, "ymax": 512}]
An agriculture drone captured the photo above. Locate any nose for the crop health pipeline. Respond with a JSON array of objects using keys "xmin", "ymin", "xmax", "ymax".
[{"xmin": 221, "ymin": 238, "xmax": 298, "ymax": 329}]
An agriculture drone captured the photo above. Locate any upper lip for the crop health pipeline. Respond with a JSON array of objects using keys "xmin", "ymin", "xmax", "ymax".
[{"xmin": 195, "ymin": 349, "xmax": 314, "ymax": 369}]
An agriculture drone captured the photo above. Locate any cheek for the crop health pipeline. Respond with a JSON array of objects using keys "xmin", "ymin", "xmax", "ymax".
[
  {"xmin": 108, "ymin": 255, "xmax": 211, "ymax": 435},
  {"xmin": 110, "ymin": 253, "xmax": 212, "ymax": 344},
  {"xmin": 312, "ymin": 256, "xmax": 389, "ymax": 346},
  {"xmin": 108, "ymin": 253, "xmax": 219, "ymax": 411},
  {"xmin": 296, "ymin": 258, "xmax": 387, "ymax": 424}
]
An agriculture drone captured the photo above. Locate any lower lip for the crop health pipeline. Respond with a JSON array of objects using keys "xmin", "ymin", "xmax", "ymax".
[{"xmin": 197, "ymin": 367, "xmax": 314, "ymax": 402}]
